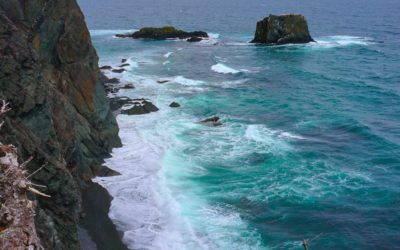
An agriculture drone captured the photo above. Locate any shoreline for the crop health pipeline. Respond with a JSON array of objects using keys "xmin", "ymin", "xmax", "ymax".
[{"xmin": 79, "ymin": 180, "xmax": 128, "ymax": 250}]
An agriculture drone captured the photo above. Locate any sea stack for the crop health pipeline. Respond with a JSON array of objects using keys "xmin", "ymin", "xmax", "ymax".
[{"xmin": 250, "ymin": 14, "xmax": 314, "ymax": 44}]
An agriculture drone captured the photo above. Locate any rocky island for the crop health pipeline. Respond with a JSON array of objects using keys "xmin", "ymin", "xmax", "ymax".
[
  {"xmin": 251, "ymin": 14, "xmax": 314, "ymax": 44},
  {"xmin": 116, "ymin": 26, "xmax": 208, "ymax": 42}
]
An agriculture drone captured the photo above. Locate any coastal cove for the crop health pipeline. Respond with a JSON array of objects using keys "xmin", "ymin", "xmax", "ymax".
[{"xmin": 78, "ymin": 0, "xmax": 400, "ymax": 249}]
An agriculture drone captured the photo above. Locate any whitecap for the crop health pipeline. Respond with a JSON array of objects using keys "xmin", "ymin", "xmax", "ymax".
[
  {"xmin": 163, "ymin": 52, "xmax": 174, "ymax": 58},
  {"xmin": 173, "ymin": 76, "xmax": 205, "ymax": 86},
  {"xmin": 211, "ymin": 63, "xmax": 240, "ymax": 74}
]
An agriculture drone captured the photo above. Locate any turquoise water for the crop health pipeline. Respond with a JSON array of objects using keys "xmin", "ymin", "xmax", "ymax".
[{"xmin": 79, "ymin": 0, "xmax": 400, "ymax": 249}]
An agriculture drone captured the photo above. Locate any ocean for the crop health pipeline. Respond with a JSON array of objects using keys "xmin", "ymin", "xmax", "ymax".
[{"xmin": 77, "ymin": 0, "xmax": 400, "ymax": 249}]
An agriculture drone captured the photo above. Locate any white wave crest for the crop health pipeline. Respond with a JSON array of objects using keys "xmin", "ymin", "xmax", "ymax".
[
  {"xmin": 173, "ymin": 76, "xmax": 205, "ymax": 86},
  {"xmin": 312, "ymin": 35, "xmax": 374, "ymax": 48},
  {"xmin": 163, "ymin": 52, "xmax": 174, "ymax": 58},
  {"xmin": 211, "ymin": 63, "xmax": 240, "ymax": 74}
]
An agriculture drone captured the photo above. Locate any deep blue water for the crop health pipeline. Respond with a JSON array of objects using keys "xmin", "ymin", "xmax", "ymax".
[{"xmin": 78, "ymin": 0, "xmax": 400, "ymax": 249}]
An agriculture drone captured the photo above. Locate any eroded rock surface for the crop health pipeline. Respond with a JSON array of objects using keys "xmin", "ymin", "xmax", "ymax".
[{"xmin": 0, "ymin": 0, "xmax": 120, "ymax": 248}]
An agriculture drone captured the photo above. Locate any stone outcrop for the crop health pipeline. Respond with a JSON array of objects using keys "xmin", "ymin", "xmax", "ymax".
[
  {"xmin": 0, "ymin": 0, "xmax": 121, "ymax": 249},
  {"xmin": 121, "ymin": 99, "xmax": 159, "ymax": 115},
  {"xmin": 116, "ymin": 26, "xmax": 208, "ymax": 40},
  {"xmin": 251, "ymin": 14, "xmax": 314, "ymax": 44}
]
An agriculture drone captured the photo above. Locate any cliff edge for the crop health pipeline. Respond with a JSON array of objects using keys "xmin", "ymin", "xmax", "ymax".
[{"xmin": 0, "ymin": 0, "xmax": 120, "ymax": 249}]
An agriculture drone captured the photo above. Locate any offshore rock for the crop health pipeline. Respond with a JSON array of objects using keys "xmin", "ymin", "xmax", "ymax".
[
  {"xmin": 0, "ymin": 0, "xmax": 121, "ymax": 249},
  {"xmin": 116, "ymin": 26, "xmax": 208, "ymax": 40},
  {"xmin": 251, "ymin": 14, "xmax": 314, "ymax": 44},
  {"xmin": 200, "ymin": 116, "xmax": 223, "ymax": 127},
  {"xmin": 169, "ymin": 102, "xmax": 181, "ymax": 108}
]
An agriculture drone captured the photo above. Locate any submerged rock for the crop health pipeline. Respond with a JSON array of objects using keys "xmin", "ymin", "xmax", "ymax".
[
  {"xmin": 200, "ymin": 116, "xmax": 223, "ymax": 126},
  {"xmin": 169, "ymin": 102, "xmax": 181, "ymax": 108},
  {"xmin": 251, "ymin": 14, "xmax": 314, "ymax": 44},
  {"xmin": 116, "ymin": 26, "xmax": 208, "ymax": 40},
  {"xmin": 121, "ymin": 99, "xmax": 159, "ymax": 115},
  {"xmin": 157, "ymin": 80, "xmax": 169, "ymax": 84}
]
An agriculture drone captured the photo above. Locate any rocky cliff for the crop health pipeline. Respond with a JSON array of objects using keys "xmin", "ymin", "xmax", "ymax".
[
  {"xmin": 251, "ymin": 14, "xmax": 314, "ymax": 44},
  {"xmin": 0, "ymin": 0, "xmax": 120, "ymax": 249}
]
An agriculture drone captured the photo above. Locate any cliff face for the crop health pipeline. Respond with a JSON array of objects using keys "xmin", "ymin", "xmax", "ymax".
[
  {"xmin": 0, "ymin": 0, "xmax": 120, "ymax": 249},
  {"xmin": 251, "ymin": 14, "xmax": 314, "ymax": 44}
]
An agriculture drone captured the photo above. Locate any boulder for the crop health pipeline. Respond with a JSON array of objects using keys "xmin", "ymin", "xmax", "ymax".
[
  {"xmin": 169, "ymin": 102, "xmax": 181, "ymax": 108},
  {"xmin": 187, "ymin": 37, "xmax": 203, "ymax": 42},
  {"xmin": 116, "ymin": 26, "xmax": 208, "ymax": 40},
  {"xmin": 121, "ymin": 99, "xmax": 159, "ymax": 115},
  {"xmin": 250, "ymin": 14, "xmax": 314, "ymax": 44},
  {"xmin": 121, "ymin": 59, "xmax": 127, "ymax": 63},
  {"xmin": 119, "ymin": 63, "xmax": 130, "ymax": 67}
]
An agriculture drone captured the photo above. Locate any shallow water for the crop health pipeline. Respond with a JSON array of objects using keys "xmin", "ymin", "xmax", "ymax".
[{"xmin": 79, "ymin": 0, "xmax": 400, "ymax": 249}]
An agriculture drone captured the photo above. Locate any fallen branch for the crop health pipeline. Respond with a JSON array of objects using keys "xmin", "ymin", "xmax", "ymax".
[
  {"xmin": 28, "ymin": 187, "xmax": 51, "ymax": 198},
  {"xmin": 26, "ymin": 161, "xmax": 47, "ymax": 179}
]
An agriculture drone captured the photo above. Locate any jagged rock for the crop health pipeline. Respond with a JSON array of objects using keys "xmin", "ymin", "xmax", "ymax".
[
  {"xmin": 100, "ymin": 65, "xmax": 112, "ymax": 70},
  {"xmin": 109, "ymin": 96, "xmax": 133, "ymax": 112},
  {"xmin": 0, "ymin": 0, "xmax": 121, "ymax": 249},
  {"xmin": 169, "ymin": 102, "xmax": 181, "ymax": 108},
  {"xmin": 104, "ymin": 86, "xmax": 120, "ymax": 94},
  {"xmin": 121, "ymin": 99, "xmax": 159, "ymax": 115},
  {"xmin": 107, "ymin": 78, "xmax": 120, "ymax": 84},
  {"xmin": 200, "ymin": 116, "xmax": 223, "ymax": 126},
  {"xmin": 116, "ymin": 26, "xmax": 208, "ymax": 40},
  {"xmin": 119, "ymin": 63, "xmax": 130, "ymax": 67},
  {"xmin": 250, "ymin": 14, "xmax": 314, "ymax": 44},
  {"xmin": 187, "ymin": 37, "xmax": 203, "ymax": 42},
  {"xmin": 112, "ymin": 68, "xmax": 125, "ymax": 73},
  {"xmin": 157, "ymin": 80, "xmax": 169, "ymax": 84}
]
